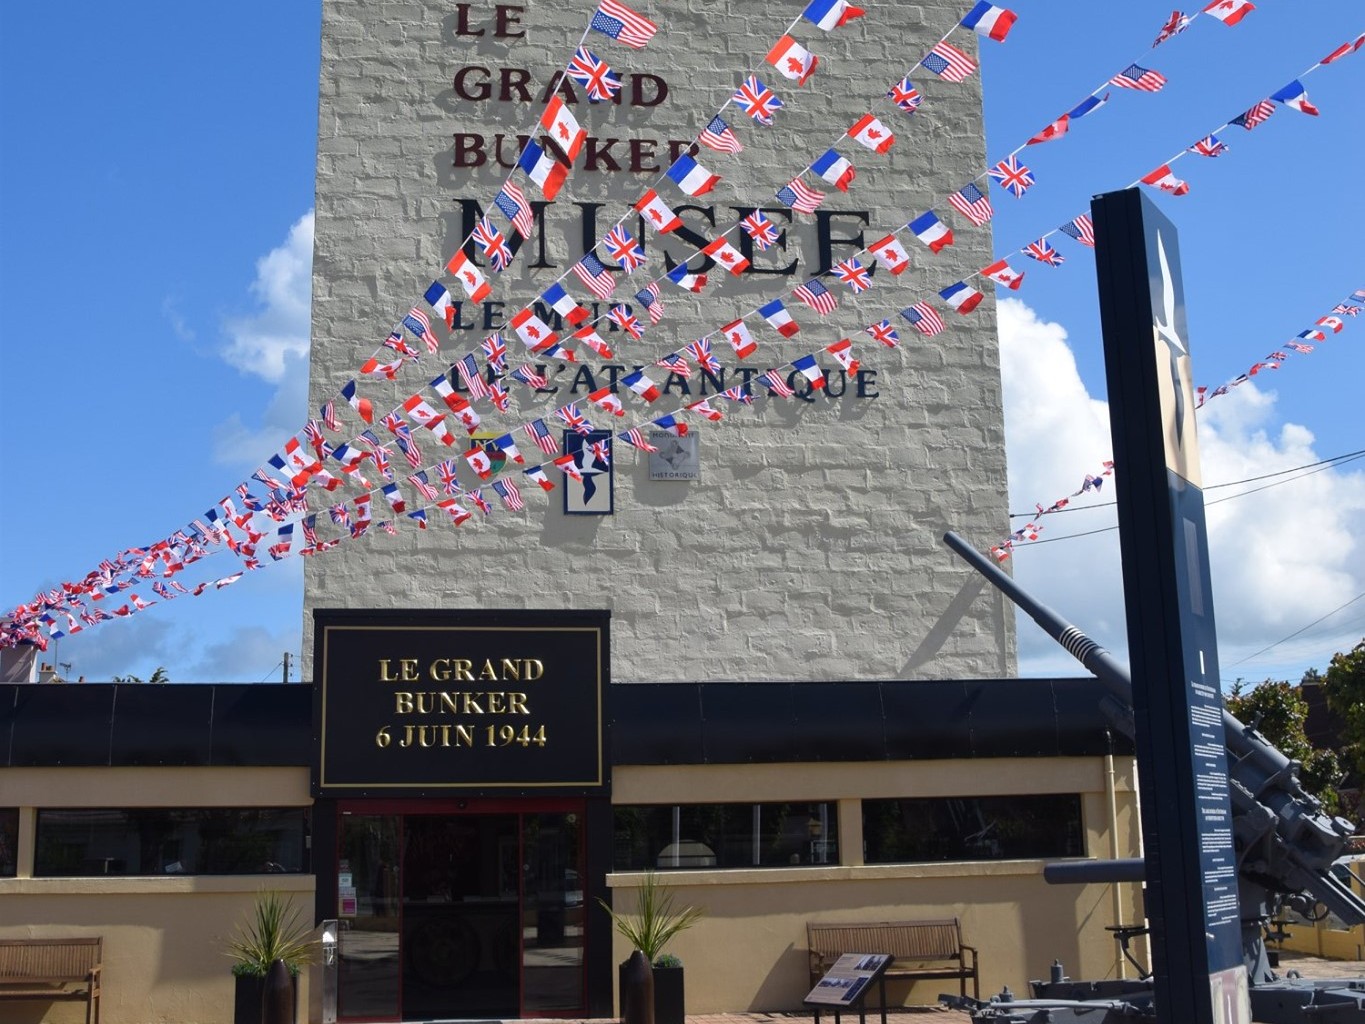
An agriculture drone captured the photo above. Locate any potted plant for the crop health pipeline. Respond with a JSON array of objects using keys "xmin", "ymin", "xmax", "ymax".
[
  {"xmin": 600, "ymin": 871, "xmax": 703, "ymax": 1024},
  {"xmin": 226, "ymin": 890, "xmax": 315, "ymax": 1024}
]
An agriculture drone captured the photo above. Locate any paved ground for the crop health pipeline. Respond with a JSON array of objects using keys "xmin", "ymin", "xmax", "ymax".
[{"xmin": 518, "ymin": 953, "xmax": 1365, "ymax": 1024}]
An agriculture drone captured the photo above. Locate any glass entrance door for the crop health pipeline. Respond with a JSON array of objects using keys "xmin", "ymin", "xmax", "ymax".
[{"xmin": 336, "ymin": 805, "xmax": 585, "ymax": 1021}]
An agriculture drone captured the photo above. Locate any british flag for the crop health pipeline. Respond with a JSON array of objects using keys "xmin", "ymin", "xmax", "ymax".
[
  {"xmin": 468, "ymin": 489, "xmax": 494, "ymax": 516},
  {"xmin": 776, "ymin": 177, "xmax": 824, "ymax": 214},
  {"xmin": 865, "ymin": 319, "xmax": 900, "ymax": 348},
  {"xmin": 525, "ymin": 418, "xmax": 560, "ymax": 454},
  {"xmin": 1058, "ymin": 215, "xmax": 1095, "ymax": 247},
  {"xmin": 1231, "ymin": 99, "xmax": 1275, "ymax": 130},
  {"xmin": 742, "ymin": 211, "xmax": 780, "ymax": 250},
  {"xmin": 361, "ymin": 432, "xmax": 394, "ymax": 480},
  {"xmin": 617, "ymin": 428, "xmax": 657, "ymax": 452},
  {"xmin": 1023, "ymin": 238, "xmax": 1065, "ymax": 266},
  {"xmin": 409, "ymin": 471, "xmax": 440, "ymax": 501},
  {"xmin": 488, "ymin": 381, "xmax": 510, "ymax": 413},
  {"xmin": 567, "ymin": 47, "xmax": 622, "ymax": 102},
  {"xmin": 901, "ymin": 302, "xmax": 946, "ymax": 337},
  {"xmin": 699, "ymin": 114, "xmax": 743, "ymax": 154},
  {"xmin": 492, "ymin": 478, "xmax": 526, "ymax": 511},
  {"xmin": 989, "ymin": 156, "xmax": 1035, "ymax": 198},
  {"xmin": 605, "ymin": 225, "xmax": 647, "ymax": 272},
  {"xmin": 481, "ymin": 333, "xmax": 507, "ymax": 373},
  {"xmin": 887, "ymin": 77, "xmax": 922, "ymax": 113},
  {"xmin": 947, "ymin": 182, "xmax": 993, "ymax": 226},
  {"xmin": 608, "ymin": 304, "xmax": 643, "ymax": 339},
  {"xmin": 472, "ymin": 217, "xmax": 514, "ymax": 271},
  {"xmin": 720, "ymin": 384, "xmax": 753, "ymax": 405},
  {"xmin": 328, "ymin": 503, "xmax": 351, "ymax": 527},
  {"xmin": 1109, "ymin": 63, "xmax": 1166, "ymax": 92},
  {"xmin": 833, "ymin": 258, "xmax": 871, "ymax": 293},
  {"xmin": 732, "ymin": 75, "xmax": 784, "ymax": 126},
  {"xmin": 494, "ymin": 183, "xmax": 535, "ymax": 238},
  {"xmin": 759, "ymin": 370, "xmax": 796, "ymax": 397},
  {"xmin": 556, "ymin": 402, "xmax": 592, "ymax": 435},
  {"xmin": 437, "ymin": 459, "xmax": 462, "ymax": 495},
  {"xmin": 1332, "ymin": 304, "xmax": 1360, "ymax": 317},
  {"xmin": 572, "ymin": 252, "xmax": 616, "ymax": 299},
  {"xmin": 1189, "ymin": 134, "xmax": 1229, "ymax": 157},
  {"xmin": 383, "ymin": 331, "xmax": 419, "ymax": 357},
  {"xmin": 685, "ymin": 338, "xmax": 721, "ymax": 374},
  {"xmin": 793, "ymin": 279, "xmax": 838, "ymax": 315}
]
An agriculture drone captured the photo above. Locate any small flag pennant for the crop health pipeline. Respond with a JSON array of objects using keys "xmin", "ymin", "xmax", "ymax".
[
  {"xmin": 961, "ymin": 1, "xmax": 1017, "ymax": 41},
  {"xmin": 1109, "ymin": 63, "xmax": 1166, "ymax": 92},
  {"xmin": 989, "ymin": 156, "xmax": 1035, "ymax": 197},
  {"xmin": 1231, "ymin": 100, "xmax": 1275, "ymax": 130},
  {"xmin": 908, "ymin": 211, "xmax": 953, "ymax": 253},
  {"xmin": 939, "ymin": 281, "xmax": 984, "ymax": 314},
  {"xmin": 634, "ymin": 189, "xmax": 683, "ymax": 233},
  {"xmin": 1271, "ymin": 79, "xmax": 1319, "ymax": 116},
  {"xmin": 947, "ymin": 182, "xmax": 993, "ymax": 226},
  {"xmin": 847, "ymin": 114, "xmax": 894, "ymax": 153},
  {"xmin": 1189, "ymin": 134, "xmax": 1228, "ymax": 157},
  {"xmin": 766, "ymin": 35, "xmax": 818, "ymax": 85},
  {"xmin": 516, "ymin": 141, "xmax": 569, "ymax": 199},
  {"xmin": 759, "ymin": 299, "xmax": 799, "ymax": 337},
  {"xmin": 590, "ymin": 0, "xmax": 658, "ymax": 48},
  {"xmin": 698, "ymin": 114, "xmax": 743, "ymax": 155},
  {"xmin": 1023, "ymin": 238, "xmax": 1065, "ymax": 266},
  {"xmin": 920, "ymin": 41, "xmax": 976, "ymax": 82},
  {"xmin": 868, "ymin": 233, "xmax": 911, "ymax": 274},
  {"xmin": 742, "ymin": 211, "xmax": 780, "ymax": 250},
  {"xmin": 802, "ymin": 0, "xmax": 864, "ymax": 30},
  {"xmin": 540, "ymin": 282, "xmax": 590, "ymax": 326},
  {"xmin": 865, "ymin": 319, "xmax": 899, "ymax": 347},
  {"xmin": 539, "ymin": 97, "xmax": 586, "ymax": 161},
  {"xmin": 791, "ymin": 353, "xmax": 826, "ymax": 389},
  {"xmin": 901, "ymin": 302, "xmax": 945, "ymax": 336},
  {"xmin": 665, "ymin": 153, "xmax": 720, "ymax": 196},
  {"xmin": 732, "ymin": 75, "xmax": 784, "ymax": 125},
  {"xmin": 571, "ymin": 252, "xmax": 616, "ymax": 300},
  {"xmin": 833, "ymin": 258, "xmax": 871, "ymax": 293},
  {"xmin": 1203, "ymin": 0, "xmax": 1254, "ymax": 26},
  {"xmin": 605, "ymin": 225, "xmax": 647, "ymax": 271},
  {"xmin": 810, "ymin": 149, "xmax": 855, "ymax": 191},
  {"xmin": 776, "ymin": 177, "xmax": 825, "ymax": 214},
  {"xmin": 793, "ymin": 279, "xmax": 838, "ymax": 315},
  {"xmin": 887, "ymin": 77, "xmax": 922, "ymax": 114},
  {"xmin": 703, "ymin": 236, "xmax": 750, "ymax": 274},
  {"xmin": 446, "ymin": 251, "xmax": 492, "ymax": 302},
  {"xmin": 981, "ymin": 259, "xmax": 1025, "ymax": 289},
  {"xmin": 494, "ymin": 183, "xmax": 535, "ymax": 237},
  {"xmin": 1140, "ymin": 163, "xmax": 1190, "ymax": 196},
  {"xmin": 566, "ymin": 47, "xmax": 622, "ymax": 102},
  {"xmin": 1058, "ymin": 214, "xmax": 1095, "ymax": 247},
  {"xmin": 723, "ymin": 318, "xmax": 758, "ymax": 358}
]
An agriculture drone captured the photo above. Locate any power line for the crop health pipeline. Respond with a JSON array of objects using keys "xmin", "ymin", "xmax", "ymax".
[
  {"xmin": 1008, "ymin": 447, "xmax": 1365, "ymax": 519},
  {"xmin": 1231, "ymin": 592, "xmax": 1365, "ymax": 668}
]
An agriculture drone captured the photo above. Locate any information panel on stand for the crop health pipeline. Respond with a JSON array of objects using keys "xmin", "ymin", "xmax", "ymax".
[{"xmin": 313, "ymin": 609, "xmax": 608, "ymax": 796}]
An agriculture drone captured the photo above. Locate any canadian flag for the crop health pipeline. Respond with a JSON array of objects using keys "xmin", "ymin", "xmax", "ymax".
[
  {"xmin": 723, "ymin": 319, "xmax": 757, "ymax": 359},
  {"xmin": 847, "ymin": 114, "xmax": 895, "ymax": 153},
  {"xmin": 446, "ymin": 252, "xmax": 492, "ymax": 302},
  {"xmin": 765, "ymin": 35, "xmax": 818, "ymax": 86},
  {"xmin": 510, "ymin": 308, "xmax": 559, "ymax": 350},
  {"xmin": 703, "ymin": 237, "xmax": 750, "ymax": 275},
  {"xmin": 539, "ymin": 97, "xmax": 586, "ymax": 161},
  {"xmin": 587, "ymin": 387, "xmax": 626, "ymax": 417},
  {"xmin": 868, "ymin": 234, "xmax": 911, "ymax": 274}
]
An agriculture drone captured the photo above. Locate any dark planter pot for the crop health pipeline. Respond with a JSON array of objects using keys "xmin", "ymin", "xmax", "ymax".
[
  {"xmin": 618, "ymin": 961, "xmax": 685, "ymax": 1024},
  {"xmin": 233, "ymin": 973, "xmax": 298, "ymax": 1024}
]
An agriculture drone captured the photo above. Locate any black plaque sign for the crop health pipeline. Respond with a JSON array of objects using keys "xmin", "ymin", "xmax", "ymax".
[{"xmin": 313, "ymin": 609, "xmax": 608, "ymax": 796}]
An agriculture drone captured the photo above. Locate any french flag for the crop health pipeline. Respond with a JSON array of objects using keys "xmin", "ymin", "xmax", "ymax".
[
  {"xmin": 424, "ymin": 281, "xmax": 458, "ymax": 328},
  {"xmin": 939, "ymin": 281, "xmax": 984, "ymax": 314},
  {"xmin": 810, "ymin": 149, "xmax": 855, "ymax": 191},
  {"xmin": 960, "ymin": 1, "xmax": 1017, "ymax": 42},
  {"xmin": 758, "ymin": 299, "xmax": 799, "ymax": 337},
  {"xmin": 908, "ymin": 211, "xmax": 954, "ymax": 253},
  {"xmin": 665, "ymin": 154, "xmax": 720, "ymax": 196},
  {"xmin": 540, "ymin": 283, "xmax": 590, "ymax": 325}
]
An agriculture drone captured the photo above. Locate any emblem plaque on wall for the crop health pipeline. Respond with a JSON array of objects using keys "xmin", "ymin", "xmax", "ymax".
[
  {"xmin": 562, "ymin": 429, "xmax": 614, "ymax": 515},
  {"xmin": 648, "ymin": 431, "xmax": 699, "ymax": 481}
]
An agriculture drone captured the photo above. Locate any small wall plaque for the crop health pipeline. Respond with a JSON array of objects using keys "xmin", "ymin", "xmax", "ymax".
[{"xmin": 648, "ymin": 432, "xmax": 699, "ymax": 480}]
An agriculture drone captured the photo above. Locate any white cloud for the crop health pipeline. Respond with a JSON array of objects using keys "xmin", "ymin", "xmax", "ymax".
[
  {"xmin": 997, "ymin": 298, "xmax": 1365, "ymax": 684},
  {"xmin": 222, "ymin": 211, "xmax": 314, "ymax": 384}
]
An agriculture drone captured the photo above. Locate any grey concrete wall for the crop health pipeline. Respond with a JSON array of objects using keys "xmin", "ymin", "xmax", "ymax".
[{"xmin": 304, "ymin": 0, "xmax": 1015, "ymax": 682}]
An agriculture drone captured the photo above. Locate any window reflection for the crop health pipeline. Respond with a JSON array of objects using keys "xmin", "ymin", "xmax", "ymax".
[
  {"xmin": 613, "ymin": 803, "xmax": 837, "ymax": 870},
  {"xmin": 862, "ymin": 795, "xmax": 1085, "ymax": 863}
]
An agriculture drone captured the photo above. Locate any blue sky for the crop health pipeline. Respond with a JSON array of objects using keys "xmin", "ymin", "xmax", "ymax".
[{"xmin": 1, "ymin": 1, "xmax": 1362, "ymax": 685}]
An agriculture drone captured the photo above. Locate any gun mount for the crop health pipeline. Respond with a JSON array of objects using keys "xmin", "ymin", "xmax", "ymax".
[{"xmin": 942, "ymin": 531, "xmax": 1365, "ymax": 1022}]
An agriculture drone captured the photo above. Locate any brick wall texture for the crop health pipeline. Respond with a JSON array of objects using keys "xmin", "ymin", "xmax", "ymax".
[{"xmin": 304, "ymin": 0, "xmax": 1017, "ymax": 682}]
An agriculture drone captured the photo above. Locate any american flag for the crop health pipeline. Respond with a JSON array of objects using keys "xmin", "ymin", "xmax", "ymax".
[
  {"xmin": 685, "ymin": 338, "xmax": 721, "ymax": 374},
  {"xmin": 833, "ymin": 258, "xmax": 871, "ymax": 293},
  {"xmin": 698, "ymin": 114, "xmax": 743, "ymax": 154},
  {"xmin": 776, "ymin": 177, "xmax": 825, "ymax": 214},
  {"xmin": 732, "ymin": 75, "xmax": 784, "ymax": 125},
  {"xmin": 566, "ymin": 47, "xmax": 622, "ymax": 102},
  {"xmin": 1109, "ymin": 63, "xmax": 1167, "ymax": 92},
  {"xmin": 1231, "ymin": 99, "xmax": 1275, "ymax": 130},
  {"xmin": 605, "ymin": 225, "xmax": 646, "ymax": 272},
  {"xmin": 902, "ymin": 302, "xmax": 945, "ymax": 337},
  {"xmin": 635, "ymin": 283, "xmax": 664, "ymax": 324},
  {"xmin": 320, "ymin": 401, "xmax": 338, "ymax": 431},
  {"xmin": 608, "ymin": 304, "xmax": 643, "ymax": 339},
  {"xmin": 742, "ymin": 211, "xmax": 779, "ymax": 250},
  {"xmin": 437, "ymin": 459, "xmax": 461, "ymax": 495},
  {"xmin": 1023, "ymin": 238, "xmax": 1065, "ymax": 266},
  {"xmin": 492, "ymin": 478, "xmax": 526, "ymax": 511},
  {"xmin": 617, "ymin": 428, "xmax": 657, "ymax": 452},
  {"xmin": 472, "ymin": 217, "xmax": 514, "ymax": 271},
  {"xmin": 1189, "ymin": 134, "xmax": 1229, "ymax": 157},
  {"xmin": 1058, "ymin": 215, "xmax": 1095, "ymax": 247},
  {"xmin": 656, "ymin": 353, "xmax": 691, "ymax": 378},
  {"xmin": 590, "ymin": 0, "xmax": 658, "ymax": 48},
  {"xmin": 887, "ymin": 77, "xmax": 922, "ymax": 113},
  {"xmin": 947, "ymin": 182, "xmax": 993, "ymax": 226},
  {"xmin": 481, "ymin": 333, "xmax": 507, "ymax": 373},
  {"xmin": 989, "ymin": 156, "xmax": 1035, "ymax": 198},
  {"xmin": 794, "ymin": 279, "xmax": 838, "ymax": 315},
  {"xmin": 759, "ymin": 370, "xmax": 796, "ymax": 397},
  {"xmin": 457, "ymin": 354, "xmax": 493, "ymax": 401},
  {"xmin": 572, "ymin": 252, "xmax": 616, "ymax": 299},
  {"xmin": 525, "ymin": 418, "xmax": 560, "ymax": 454},
  {"xmin": 409, "ymin": 471, "xmax": 440, "ymax": 501},
  {"xmin": 404, "ymin": 308, "xmax": 439, "ymax": 353},
  {"xmin": 510, "ymin": 364, "xmax": 550, "ymax": 390},
  {"xmin": 865, "ymin": 319, "xmax": 900, "ymax": 348},
  {"xmin": 394, "ymin": 426, "xmax": 423, "ymax": 469},
  {"xmin": 920, "ymin": 42, "xmax": 976, "ymax": 82},
  {"xmin": 494, "ymin": 183, "xmax": 535, "ymax": 238}
]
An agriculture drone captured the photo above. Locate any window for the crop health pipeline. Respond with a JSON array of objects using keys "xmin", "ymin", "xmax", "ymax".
[
  {"xmin": 613, "ymin": 803, "xmax": 837, "ymax": 870},
  {"xmin": 0, "ymin": 809, "xmax": 17, "ymax": 877},
  {"xmin": 34, "ymin": 808, "xmax": 309, "ymax": 876},
  {"xmin": 862, "ymin": 794, "xmax": 1084, "ymax": 863}
]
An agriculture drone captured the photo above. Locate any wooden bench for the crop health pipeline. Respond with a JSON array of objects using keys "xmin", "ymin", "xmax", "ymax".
[
  {"xmin": 808, "ymin": 919, "xmax": 979, "ymax": 1000},
  {"xmin": 0, "ymin": 937, "xmax": 103, "ymax": 1024}
]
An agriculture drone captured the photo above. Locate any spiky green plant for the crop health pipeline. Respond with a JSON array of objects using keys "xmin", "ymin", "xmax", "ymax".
[
  {"xmin": 597, "ymin": 871, "xmax": 703, "ymax": 964},
  {"xmin": 226, "ymin": 891, "xmax": 315, "ymax": 978}
]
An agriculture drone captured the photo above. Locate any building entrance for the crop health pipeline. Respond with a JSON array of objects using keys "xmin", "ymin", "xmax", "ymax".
[{"xmin": 335, "ymin": 801, "xmax": 586, "ymax": 1021}]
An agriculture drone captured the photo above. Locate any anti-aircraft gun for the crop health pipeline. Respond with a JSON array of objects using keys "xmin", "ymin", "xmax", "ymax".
[{"xmin": 942, "ymin": 531, "xmax": 1365, "ymax": 1023}]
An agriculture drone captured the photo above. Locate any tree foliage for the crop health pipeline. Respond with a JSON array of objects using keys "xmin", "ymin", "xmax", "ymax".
[
  {"xmin": 1226, "ymin": 679, "xmax": 1341, "ymax": 812},
  {"xmin": 1323, "ymin": 640, "xmax": 1365, "ymax": 783}
]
